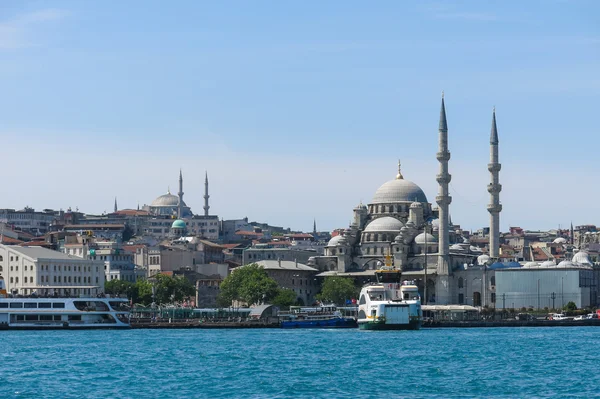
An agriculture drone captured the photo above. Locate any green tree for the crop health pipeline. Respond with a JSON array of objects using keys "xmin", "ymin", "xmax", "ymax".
[
  {"xmin": 134, "ymin": 279, "xmax": 154, "ymax": 305},
  {"xmin": 316, "ymin": 276, "xmax": 359, "ymax": 306},
  {"xmin": 271, "ymin": 288, "xmax": 298, "ymax": 309},
  {"xmin": 563, "ymin": 301, "xmax": 577, "ymax": 313},
  {"xmin": 216, "ymin": 263, "xmax": 279, "ymax": 307},
  {"xmin": 104, "ymin": 279, "xmax": 134, "ymax": 296},
  {"xmin": 151, "ymin": 274, "xmax": 196, "ymax": 304}
]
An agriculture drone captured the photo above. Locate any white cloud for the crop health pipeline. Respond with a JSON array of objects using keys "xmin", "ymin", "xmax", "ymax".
[{"xmin": 0, "ymin": 8, "xmax": 69, "ymax": 49}]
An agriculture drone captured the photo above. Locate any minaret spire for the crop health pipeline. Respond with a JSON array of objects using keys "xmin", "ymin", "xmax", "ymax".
[
  {"xmin": 114, "ymin": 197, "xmax": 118, "ymax": 213},
  {"xmin": 203, "ymin": 171, "xmax": 210, "ymax": 217},
  {"xmin": 396, "ymin": 159, "xmax": 404, "ymax": 180},
  {"xmin": 487, "ymin": 107, "xmax": 502, "ymax": 258},
  {"xmin": 313, "ymin": 219, "xmax": 317, "ymax": 235},
  {"xmin": 436, "ymin": 93, "xmax": 452, "ymax": 277},
  {"xmin": 178, "ymin": 169, "xmax": 184, "ymax": 219}
]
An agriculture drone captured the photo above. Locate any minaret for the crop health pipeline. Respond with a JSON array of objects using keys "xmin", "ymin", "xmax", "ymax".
[
  {"xmin": 436, "ymin": 93, "xmax": 452, "ymax": 275},
  {"xmin": 570, "ymin": 222, "xmax": 574, "ymax": 245},
  {"xmin": 114, "ymin": 197, "xmax": 118, "ymax": 213},
  {"xmin": 487, "ymin": 107, "xmax": 502, "ymax": 258},
  {"xmin": 313, "ymin": 219, "xmax": 317, "ymax": 235},
  {"xmin": 178, "ymin": 169, "xmax": 184, "ymax": 219},
  {"xmin": 203, "ymin": 171, "xmax": 210, "ymax": 217}
]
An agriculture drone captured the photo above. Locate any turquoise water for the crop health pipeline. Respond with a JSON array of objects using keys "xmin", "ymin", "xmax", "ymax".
[{"xmin": 0, "ymin": 327, "xmax": 597, "ymax": 398}]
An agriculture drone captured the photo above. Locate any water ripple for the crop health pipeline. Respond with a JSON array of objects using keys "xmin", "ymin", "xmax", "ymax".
[{"xmin": 0, "ymin": 327, "xmax": 597, "ymax": 398}]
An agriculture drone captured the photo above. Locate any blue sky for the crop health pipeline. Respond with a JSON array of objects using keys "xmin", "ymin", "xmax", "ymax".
[{"xmin": 1, "ymin": 1, "xmax": 598, "ymax": 233}]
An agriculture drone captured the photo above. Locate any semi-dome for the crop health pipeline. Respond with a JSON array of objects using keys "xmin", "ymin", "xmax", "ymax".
[
  {"xmin": 327, "ymin": 235, "xmax": 346, "ymax": 247},
  {"xmin": 523, "ymin": 261, "xmax": 539, "ymax": 268},
  {"xmin": 553, "ymin": 237, "xmax": 567, "ymax": 244},
  {"xmin": 477, "ymin": 254, "xmax": 490, "ymax": 265},
  {"xmin": 414, "ymin": 232, "xmax": 436, "ymax": 245},
  {"xmin": 151, "ymin": 192, "xmax": 186, "ymax": 207},
  {"xmin": 572, "ymin": 251, "xmax": 592, "ymax": 265},
  {"xmin": 371, "ymin": 179, "xmax": 428, "ymax": 204},
  {"xmin": 364, "ymin": 217, "xmax": 404, "ymax": 232},
  {"xmin": 171, "ymin": 219, "xmax": 186, "ymax": 229}
]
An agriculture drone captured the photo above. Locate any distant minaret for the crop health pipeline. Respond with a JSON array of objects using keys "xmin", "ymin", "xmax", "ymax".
[
  {"xmin": 570, "ymin": 222, "xmax": 574, "ymax": 245},
  {"xmin": 178, "ymin": 169, "xmax": 184, "ymax": 219},
  {"xmin": 114, "ymin": 197, "xmax": 118, "ymax": 213},
  {"xmin": 203, "ymin": 171, "xmax": 210, "ymax": 217},
  {"xmin": 487, "ymin": 108, "xmax": 502, "ymax": 258},
  {"xmin": 313, "ymin": 219, "xmax": 317, "ymax": 235},
  {"xmin": 436, "ymin": 93, "xmax": 452, "ymax": 275}
]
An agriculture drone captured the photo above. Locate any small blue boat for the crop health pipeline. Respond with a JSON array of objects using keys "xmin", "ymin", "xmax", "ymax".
[{"xmin": 280, "ymin": 305, "xmax": 357, "ymax": 329}]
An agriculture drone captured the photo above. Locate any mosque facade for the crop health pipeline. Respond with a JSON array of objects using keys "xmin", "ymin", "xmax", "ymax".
[{"xmin": 308, "ymin": 97, "xmax": 501, "ymax": 306}]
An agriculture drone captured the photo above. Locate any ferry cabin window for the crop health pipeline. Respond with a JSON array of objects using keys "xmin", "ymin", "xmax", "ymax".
[
  {"xmin": 0, "ymin": 303, "xmax": 7, "ymax": 308},
  {"xmin": 359, "ymin": 295, "xmax": 366, "ymax": 305},
  {"xmin": 38, "ymin": 302, "xmax": 52, "ymax": 308},
  {"xmin": 52, "ymin": 303, "xmax": 65, "ymax": 308},
  {"xmin": 24, "ymin": 303, "xmax": 37, "ymax": 308},
  {"xmin": 10, "ymin": 303, "xmax": 23, "ymax": 308}
]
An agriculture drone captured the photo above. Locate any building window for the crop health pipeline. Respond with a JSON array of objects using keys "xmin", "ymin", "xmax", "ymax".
[
  {"xmin": 491, "ymin": 293, "xmax": 496, "ymax": 303},
  {"xmin": 458, "ymin": 293, "xmax": 464, "ymax": 304},
  {"xmin": 458, "ymin": 277, "xmax": 464, "ymax": 289},
  {"xmin": 490, "ymin": 276, "xmax": 496, "ymax": 286}
]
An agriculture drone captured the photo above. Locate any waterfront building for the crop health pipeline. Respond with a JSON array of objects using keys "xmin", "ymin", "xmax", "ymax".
[
  {"xmin": 0, "ymin": 244, "xmax": 105, "ymax": 296},
  {"xmin": 242, "ymin": 259, "xmax": 319, "ymax": 306},
  {"xmin": 243, "ymin": 246, "xmax": 322, "ymax": 266},
  {"xmin": 495, "ymin": 262, "xmax": 597, "ymax": 309}
]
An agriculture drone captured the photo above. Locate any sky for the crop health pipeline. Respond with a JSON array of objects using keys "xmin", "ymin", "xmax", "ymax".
[{"xmin": 0, "ymin": 1, "xmax": 599, "ymax": 233}]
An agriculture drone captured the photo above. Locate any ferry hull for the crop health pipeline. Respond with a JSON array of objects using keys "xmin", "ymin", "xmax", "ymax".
[
  {"xmin": 281, "ymin": 317, "xmax": 357, "ymax": 329},
  {"xmin": 358, "ymin": 320, "xmax": 421, "ymax": 331}
]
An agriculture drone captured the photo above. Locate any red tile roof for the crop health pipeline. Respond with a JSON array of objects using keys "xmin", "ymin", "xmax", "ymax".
[{"xmin": 0, "ymin": 236, "xmax": 24, "ymax": 245}]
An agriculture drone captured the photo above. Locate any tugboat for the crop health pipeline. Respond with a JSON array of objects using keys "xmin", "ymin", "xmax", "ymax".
[{"xmin": 357, "ymin": 264, "xmax": 422, "ymax": 330}]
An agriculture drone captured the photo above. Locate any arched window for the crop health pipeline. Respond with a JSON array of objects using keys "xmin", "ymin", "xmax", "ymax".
[
  {"xmin": 458, "ymin": 277, "xmax": 464, "ymax": 288},
  {"xmin": 490, "ymin": 276, "xmax": 496, "ymax": 286},
  {"xmin": 0, "ymin": 266, "xmax": 2, "ymax": 271}
]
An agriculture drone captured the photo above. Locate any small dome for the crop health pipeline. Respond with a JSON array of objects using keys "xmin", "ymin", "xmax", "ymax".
[
  {"xmin": 364, "ymin": 217, "xmax": 404, "ymax": 233},
  {"xmin": 171, "ymin": 219, "xmax": 186, "ymax": 229},
  {"xmin": 152, "ymin": 193, "xmax": 186, "ymax": 207},
  {"xmin": 540, "ymin": 260, "xmax": 556, "ymax": 268},
  {"xmin": 553, "ymin": 237, "xmax": 567, "ymax": 244},
  {"xmin": 415, "ymin": 232, "xmax": 437, "ymax": 245},
  {"xmin": 558, "ymin": 260, "xmax": 575, "ymax": 268},
  {"xmin": 477, "ymin": 254, "xmax": 490, "ymax": 266},
  {"xmin": 470, "ymin": 246, "xmax": 482, "ymax": 253},
  {"xmin": 327, "ymin": 235, "xmax": 345, "ymax": 247},
  {"xmin": 410, "ymin": 201, "xmax": 423, "ymax": 209},
  {"xmin": 572, "ymin": 251, "xmax": 592, "ymax": 265},
  {"xmin": 371, "ymin": 179, "xmax": 428, "ymax": 204},
  {"xmin": 523, "ymin": 261, "xmax": 539, "ymax": 268}
]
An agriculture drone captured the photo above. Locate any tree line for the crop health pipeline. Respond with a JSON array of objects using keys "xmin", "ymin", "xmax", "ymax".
[{"xmin": 104, "ymin": 274, "xmax": 195, "ymax": 306}]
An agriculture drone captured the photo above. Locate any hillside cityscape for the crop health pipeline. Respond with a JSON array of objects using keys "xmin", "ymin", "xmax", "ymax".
[{"xmin": 1, "ymin": 99, "xmax": 598, "ymax": 312}]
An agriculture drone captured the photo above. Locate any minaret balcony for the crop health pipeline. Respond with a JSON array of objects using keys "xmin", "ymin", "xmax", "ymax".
[
  {"xmin": 436, "ymin": 173, "xmax": 452, "ymax": 184},
  {"xmin": 436, "ymin": 151, "xmax": 451, "ymax": 162},
  {"xmin": 487, "ymin": 203, "xmax": 502, "ymax": 213},
  {"xmin": 487, "ymin": 163, "xmax": 501, "ymax": 172},
  {"xmin": 436, "ymin": 195, "xmax": 452, "ymax": 206},
  {"xmin": 487, "ymin": 183, "xmax": 502, "ymax": 194}
]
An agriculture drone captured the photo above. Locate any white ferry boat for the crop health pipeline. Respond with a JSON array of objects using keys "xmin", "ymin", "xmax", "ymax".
[
  {"xmin": 357, "ymin": 268, "xmax": 422, "ymax": 330},
  {"xmin": 0, "ymin": 277, "xmax": 130, "ymax": 329}
]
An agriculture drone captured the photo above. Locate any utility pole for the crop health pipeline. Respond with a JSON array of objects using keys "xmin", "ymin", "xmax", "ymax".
[
  {"xmin": 551, "ymin": 292, "xmax": 556, "ymax": 310},
  {"xmin": 502, "ymin": 293, "xmax": 505, "ymax": 310}
]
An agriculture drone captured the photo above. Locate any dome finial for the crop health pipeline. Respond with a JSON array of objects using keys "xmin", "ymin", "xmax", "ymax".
[
  {"xmin": 167, "ymin": 186, "xmax": 170, "ymax": 194},
  {"xmin": 396, "ymin": 159, "xmax": 404, "ymax": 180}
]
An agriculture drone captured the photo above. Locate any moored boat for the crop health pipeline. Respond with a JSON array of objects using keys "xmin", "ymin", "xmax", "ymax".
[
  {"xmin": 0, "ymin": 277, "xmax": 131, "ymax": 330},
  {"xmin": 280, "ymin": 305, "xmax": 357, "ymax": 329},
  {"xmin": 357, "ymin": 268, "xmax": 422, "ymax": 330}
]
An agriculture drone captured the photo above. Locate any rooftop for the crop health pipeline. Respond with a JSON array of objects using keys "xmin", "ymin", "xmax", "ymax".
[{"xmin": 1, "ymin": 245, "xmax": 84, "ymax": 261}]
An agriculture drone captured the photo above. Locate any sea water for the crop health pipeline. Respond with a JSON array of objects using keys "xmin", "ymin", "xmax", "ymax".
[{"xmin": 0, "ymin": 327, "xmax": 597, "ymax": 398}]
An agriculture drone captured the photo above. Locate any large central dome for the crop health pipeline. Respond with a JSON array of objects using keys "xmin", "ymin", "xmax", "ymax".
[
  {"xmin": 151, "ymin": 192, "xmax": 187, "ymax": 207},
  {"xmin": 372, "ymin": 179, "xmax": 428, "ymax": 204}
]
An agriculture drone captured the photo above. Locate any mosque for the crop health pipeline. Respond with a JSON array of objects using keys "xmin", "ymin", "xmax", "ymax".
[
  {"xmin": 308, "ymin": 96, "xmax": 503, "ymax": 306},
  {"xmin": 141, "ymin": 170, "xmax": 220, "ymax": 241}
]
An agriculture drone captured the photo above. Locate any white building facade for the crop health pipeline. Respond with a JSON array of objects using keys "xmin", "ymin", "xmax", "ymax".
[{"xmin": 0, "ymin": 245, "xmax": 105, "ymax": 296}]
